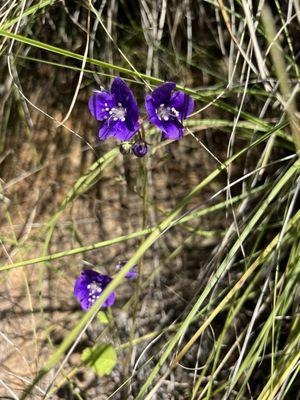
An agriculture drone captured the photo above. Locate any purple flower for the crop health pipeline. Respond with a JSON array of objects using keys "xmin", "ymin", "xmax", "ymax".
[
  {"xmin": 116, "ymin": 260, "xmax": 138, "ymax": 279},
  {"xmin": 145, "ymin": 82, "xmax": 194, "ymax": 140},
  {"xmin": 132, "ymin": 139, "xmax": 148, "ymax": 158},
  {"xmin": 89, "ymin": 77, "xmax": 140, "ymax": 141},
  {"xmin": 74, "ymin": 269, "xmax": 115, "ymax": 311}
]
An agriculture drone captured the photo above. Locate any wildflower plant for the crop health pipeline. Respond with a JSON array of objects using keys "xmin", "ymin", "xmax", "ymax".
[
  {"xmin": 88, "ymin": 77, "xmax": 194, "ymax": 155},
  {"xmin": 3, "ymin": 2, "xmax": 299, "ymax": 398}
]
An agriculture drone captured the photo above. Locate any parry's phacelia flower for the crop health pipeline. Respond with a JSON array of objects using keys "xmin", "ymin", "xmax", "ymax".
[
  {"xmin": 89, "ymin": 77, "xmax": 140, "ymax": 141},
  {"xmin": 74, "ymin": 269, "xmax": 115, "ymax": 311},
  {"xmin": 116, "ymin": 260, "xmax": 138, "ymax": 279},
  {"xmin": 145, "ymin": 82, "xmax": 194, "ymax": 140},
  {"xmin": 132, "ymin": 140, "xmax": 148, "ymax": 158}
]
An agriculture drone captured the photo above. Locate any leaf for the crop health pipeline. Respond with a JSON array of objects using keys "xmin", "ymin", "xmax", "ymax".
[
  {"xmin": 97, "ymin": 311, "xmax": 109, "ymax": 325},
  {"xmin": 81, "ymin": 344, "xmax": 117, "ymax": 376}
]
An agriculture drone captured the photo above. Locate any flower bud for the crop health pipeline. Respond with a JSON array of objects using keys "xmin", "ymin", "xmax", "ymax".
[
  {"xmin": 119, "ymin": 142, "xmax": 131, "ymax": 155},
  {"xmin": 132, "ymin": 140, "xmax": 148, "ymax": 157}
]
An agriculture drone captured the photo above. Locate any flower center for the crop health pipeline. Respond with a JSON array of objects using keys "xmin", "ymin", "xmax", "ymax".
[
  {"xmin": 156, "ymin": 104, "xmax": 179, "ymax": 121},
  {"xmin": 86, "ymin": 281, "xmax": 102, "ymax": 304},
  {"xmin": 103, "ymin": 102, "xmax": 127, "ymax": 122}
]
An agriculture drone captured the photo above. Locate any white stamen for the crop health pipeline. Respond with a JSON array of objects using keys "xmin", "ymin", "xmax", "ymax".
[
  {"xmin": 87, "ymin": 281, "xmax": 103, "ymax": 303},
  {"xmin": 107, "ymin": 105, "xmax": 127, "ymax": 122},
  {"xmin": 156, "ymin": 104, "xmax": 179, "ymax": 121},
  {"xmin": 171, "ymin": 107, "xmax": 179, "ymax": 116}
]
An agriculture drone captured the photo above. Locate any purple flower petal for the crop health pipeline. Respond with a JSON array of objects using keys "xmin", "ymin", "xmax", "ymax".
[
  {"xmin": 113, "ymin": 78, "xmax": 139, "ymax": 114},
  {"xmin": 74, "ymin": 269, "xmax": 115, "ymax": 311},
  {"xmin": 88, "ymin": 92, "xmax": 115, "ymax": 120},
  {"xmin": 103, "ymin": 291, "xmax": 115, "ymax": 308},
  {"xmin": 145, "ymin": 95, "xmax": 166, "ymax": 132},
  {"xmin": 151, "ymin": 82, "xmax": 176, "ymax": 106},
  {"xmin": 170, "ymin": 91, "xmax": 194, "ymax": 119},
  {"xmin": 116, "ymin": 261, "xmax": 138, "ymax": 279},
  {"xmin": 98, "ymin": 120, "xmax": 118, "ymax": 141},
  {"xmin": 126, "ymin": 97, "xmax": 139, "ymax": 125},
  {"xmin": 145, "ymin": 94, "xmax": 156, "ymax": 116},
  {"xmin": 99, "ymin": 120, "xmax": 138, "ymax": 141},
  {"xmin": 111, "ymin": 77, "xmax": 139, "ymax": 125},
  {"xmin": 111, "ymin": 77, "xmax": 131, "ymax": 106},
  {"xmin": 161, "ymin": 119, "xmax": 184, "ymax": 140}
]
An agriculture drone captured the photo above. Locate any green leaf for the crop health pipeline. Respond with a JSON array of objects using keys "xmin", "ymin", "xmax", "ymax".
[
  {"xmin": 97, "ymin": 311, "xmax": 109, "ymax": 325},
  {"xmin": 81, "ymin": 344, "xmax": 117, "ymax": 376}
]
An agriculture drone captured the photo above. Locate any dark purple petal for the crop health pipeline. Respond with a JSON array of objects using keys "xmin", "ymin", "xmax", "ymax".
[
  {"xmin": 99, "ymin": 120, "xmax": 138, "ymax": 141},
  {"xmin": 125, "ymin": 118, "xmax": 134, "ymax": 132},
  {"xmin": 98, "ymin": 120, "xmax": 118, "ymax": 141},
  {"xmin": 83, "ymin": 269, "xmax": 103, "ymax": 281},
  {"xmin": 148, "ymin": 116, "xmax": 166, "ymax": 135},
  {"xmin": 111, "ymin": 77, "xmax": 130, "ymax": 104},
  {"xmin": 125, "ymin": 267, "xmax": 138, "ymax": 279},
  {"xmin": 118, "ymin": 120, "xmax": 139, "ymax": 141},
  {"xmin": 88, "ymin": 92, "xmax": 115, "ymax": 120},
  {"xmin": 125, "ymin": 115, "xmax": 140, "ymax": 133},
  {"xmin": 145, "ymin": 95, "xmax": 166, "ymax": 132},
  {"xmin": 125, "ymin": 89, "xmax": 139, "ymax": 123},
  {"xmin": 145, "ymin": 95, "xmax": 157, "ymax": 120},
  {"xmin": 103, "ymin": 291, "xmax": 115, "ymax": 307},
  {"xmin": 74, "ymin": 275, "xmax": 89, "ymax": 303},
  {"xmin": 77, "ymin": 297, "xmax": 89, "ymax": 311},
  {"xmin": 111, "ymin": 78, "xmax": 139, "ymax": 120},
  {"xmin": 151, "ymin": 82, "xmax": 176, "ymax": 106},
  {"xmin": 169, "ymin": 91, "xmax": 194, "ymax": 120},
  {"xmin": 116, "ymin": 261, "xmax": 138, "ymax": 279},
  {"xmin": 112, "ymin": 78, "xmax": 139, "ymax": 132},
  {"xmin": 161, "ymin": 119, "xmax": 184, "ymax": 140}
]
